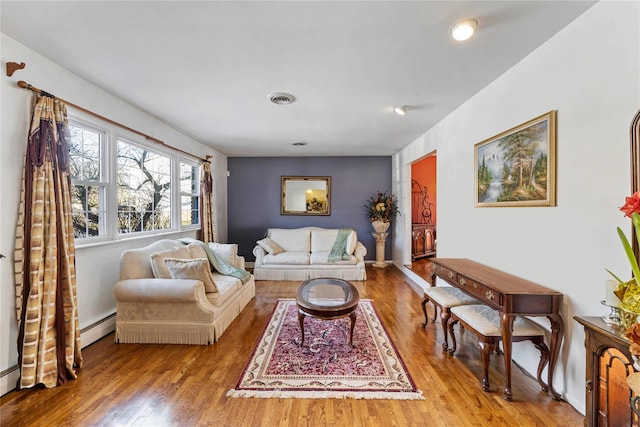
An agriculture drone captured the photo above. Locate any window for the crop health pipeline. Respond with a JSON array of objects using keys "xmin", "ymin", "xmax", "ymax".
[
  {"xmin": 68, "ymin": 113, "xmax": 201, "ymax": 243},
  {"xmin": 180, "ymin": 161, "xmax": 200, "ymax": 227},
  {"xmin": 69, "ymin": 122, "xmax": 107, "ymax": 239},
  {"xmin": 117, "ymin": 140, "xmax": 172, "ymax": 234}
]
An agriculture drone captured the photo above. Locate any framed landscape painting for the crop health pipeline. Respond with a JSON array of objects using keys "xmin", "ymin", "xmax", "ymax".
[{"xmin": 475, "ymin": 111, "xmax": 557, "ymax": 207}]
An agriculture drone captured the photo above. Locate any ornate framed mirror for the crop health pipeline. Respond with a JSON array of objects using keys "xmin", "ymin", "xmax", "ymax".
[
  {"xmin": 631, "ymin": 110, "xmax": 640, "ymax": 260},
  {"xmin": 281, "ymin": 176, "xmax": 331, "ymax": 216}
]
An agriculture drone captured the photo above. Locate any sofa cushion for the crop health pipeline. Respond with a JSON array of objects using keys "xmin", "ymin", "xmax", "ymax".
[
  {"xmin": 345, "ymin": 230, "xmax": 357, "ymax": 255},
  {"xmin": 310, "ymin": 229, "xmax": 339, "ymax": 253},
  {"xmin": 268, "ymin": 228, "xmax": 311, "ymax": 252},
  {"xmin": 263, "ymin": 251, "xmax": 310, "ymax": 265},
  {"xmin": 310, "ymin": 252, "xmax": 357, "ymax": 265},
  {"xmin": 208, "ymin": 243, "xmax": 238, "ymax": 266},
  {"xmin": 206, "ymin": 274, "xmax": 242, "ymax": 307},
  {"xmin": 256, "ymin": 237, "xmax": 284, "ymax": 255},
  {"xmin": 163, "ymin": 258, "xmax": 218, "ymax": 293},
  {"xmin": 150, "ymin": 246, "xmax": 192, "ymax": 278},
  {"xmin": 310, "ymin": 229, "xmax": 357, "ymax": 255}
]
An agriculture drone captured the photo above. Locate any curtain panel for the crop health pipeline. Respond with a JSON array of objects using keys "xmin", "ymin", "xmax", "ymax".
[
  {"xmin": 14, "ymin": 95, "xmax": 83, "ymax": 389},
  {"xmin": 199, "ymin": 160, "xmax": 217, "ymax": 243}
]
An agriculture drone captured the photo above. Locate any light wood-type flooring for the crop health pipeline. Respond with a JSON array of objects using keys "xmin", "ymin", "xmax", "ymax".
[{"xmin": 1, "ymin": 261, "xmax": 583, "ymax": 426}]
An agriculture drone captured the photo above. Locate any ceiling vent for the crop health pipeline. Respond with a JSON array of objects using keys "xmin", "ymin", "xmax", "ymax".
[{"xmin": 268, "ymin": 92, "xmax": 296, "ymax": 105}]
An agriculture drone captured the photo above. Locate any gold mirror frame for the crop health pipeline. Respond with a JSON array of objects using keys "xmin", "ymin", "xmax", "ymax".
[
  {"xmin": 631, "ymin": 110, "xmax": 640, "ymax": 261},
  {"xmin": 281, "ymin": 176, "xmax": 331, "ymax": 216}
]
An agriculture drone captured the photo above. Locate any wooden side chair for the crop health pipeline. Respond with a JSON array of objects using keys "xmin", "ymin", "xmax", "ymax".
[{"xmin": 447, "ymin": 304, "xmax": 549, "ymax": 395}]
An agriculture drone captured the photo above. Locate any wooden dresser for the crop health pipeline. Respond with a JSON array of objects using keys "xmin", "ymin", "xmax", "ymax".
[
  {"xmin": 574, "ymin": 316, "xmax": 638, "ymax": 426},
  {"xmin": 411, "ymin": 223, "xmax": 436, "ymax": 260}
]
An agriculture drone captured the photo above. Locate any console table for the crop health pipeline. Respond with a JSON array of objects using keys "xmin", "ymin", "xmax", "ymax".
[{"xmin": 431, "ymin": 258, "xmax": 564, "ymax": 401}]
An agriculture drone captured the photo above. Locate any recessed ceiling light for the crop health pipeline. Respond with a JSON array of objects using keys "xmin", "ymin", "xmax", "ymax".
[
  {"xmin": 394, "ymin": 105, "xmax": 409, "ymax": 116},
  {"xmin": 268, "ymin": 92, "xmax": 296, "ymax": 105},
  {"xmin": 451, "ymin": 19, "xmax": 478, "ymax": 41},
  {"xmin": 292, "ymin": 141, "xmax": 307, "ymax": 146}
]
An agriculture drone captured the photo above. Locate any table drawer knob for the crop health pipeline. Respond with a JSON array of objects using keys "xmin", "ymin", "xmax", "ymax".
[
  {"xmin": 486, "ymin": 290, "xmax": 495, "ymax": 300},
  {"xmin": 448, "ymin": 272, "xmax": 455, "ymax": 279},
  {"xmin": 459, "ymin": 278, "xmax": 466, "ymax": 286}
]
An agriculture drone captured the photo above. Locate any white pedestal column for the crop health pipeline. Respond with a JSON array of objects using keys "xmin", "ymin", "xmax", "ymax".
[{"xmin": 372, "ymin": 232, "xmax": 389, "ymax": 268}]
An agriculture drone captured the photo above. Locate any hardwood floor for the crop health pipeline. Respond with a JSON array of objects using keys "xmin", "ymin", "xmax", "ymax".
[{"xmin": 1, "ymin": 264, "xmax": 583, "ymax": 426}]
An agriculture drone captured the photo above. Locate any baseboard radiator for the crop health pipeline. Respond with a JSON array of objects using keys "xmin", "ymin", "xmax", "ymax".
[{"xmin": 0, "ymin": 313, "xmax": 116, "ymax": 397}]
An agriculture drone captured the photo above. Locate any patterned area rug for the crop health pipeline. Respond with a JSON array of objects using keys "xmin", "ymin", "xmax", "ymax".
[{"xmin": 227, "ymin": 299, "xmax": 423, "ymax": 399}]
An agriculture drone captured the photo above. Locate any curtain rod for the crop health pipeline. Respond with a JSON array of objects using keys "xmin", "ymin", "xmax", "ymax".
[{"xmin": 17, "ymin": 80, "xmax": 210, "ymax": 163}]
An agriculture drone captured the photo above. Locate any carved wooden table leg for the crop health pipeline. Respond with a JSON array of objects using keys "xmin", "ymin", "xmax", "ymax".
[
  {"xmin": 500, "ymin": 313, "xmax": 515, "ymax": 401},
  {"xmin": 349, "ymin": 311, "xmax": 357, "ymax": 346},
  {"xmin": 547, "ymin": 313, "xmax": 565, "ymax": 400},
  {"xmin": 298, "ymin": 310, "xmax": 306, "ymax": 346},
  {"xmin": 479, "ymin": 341, "xmax": 496, "ymax": 392}
]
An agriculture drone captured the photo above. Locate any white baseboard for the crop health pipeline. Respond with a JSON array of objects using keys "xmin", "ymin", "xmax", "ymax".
[
  {"xmin": 400, "ymin": 265, "xmax": 430, "ymax": 292},
  {"xmin": 81, "ymin": 313, "xmax": 116, "ymax": 348},
  {"xmin": 0, "ymin": 313, "xmax": 116, "ymax": 397}
]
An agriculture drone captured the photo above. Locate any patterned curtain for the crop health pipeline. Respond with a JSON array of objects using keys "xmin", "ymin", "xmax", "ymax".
[
  {"xmin": 199, "ymin": 160, "xmax": 217, "ymax": 243},
  {"xmin": 14, "ymin": 95, "xmax": 83, "ymax": 389}
]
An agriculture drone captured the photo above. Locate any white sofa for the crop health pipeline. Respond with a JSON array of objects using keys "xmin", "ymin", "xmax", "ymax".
[
  {"xmin": 252, "ymin": 227, "xmax": 367, "ymax": 281},
  {"xmin": 113, "ymin": 239, "xmax": 255, "ymax": 345}
]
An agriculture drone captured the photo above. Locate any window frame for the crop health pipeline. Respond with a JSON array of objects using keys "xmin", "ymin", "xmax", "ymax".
[
  {"xmin": 178, "ymin": 159, "xmax": 201, "ymax": 231},
  {"xmin": 68, "ymin": 110, "xmax": 202, "ymax": 247}
]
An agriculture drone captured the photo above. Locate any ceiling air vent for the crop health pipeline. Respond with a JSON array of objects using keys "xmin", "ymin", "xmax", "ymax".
[{"xmin": 268, "ymin": 92, "xmax": 296, "ymax": 105}]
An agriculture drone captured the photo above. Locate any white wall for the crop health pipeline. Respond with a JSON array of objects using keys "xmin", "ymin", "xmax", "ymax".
[
  {"xmin": 0, "ymin": 34, "xmax": 228, "ymax": 395},
  {"xmin": 394, "ymin": 1, "xmax": 639, "ymax": 414}
]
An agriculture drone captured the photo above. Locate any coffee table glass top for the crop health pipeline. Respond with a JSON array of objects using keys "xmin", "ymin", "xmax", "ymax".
[{"xmin": 296, "ymin": 278, "xmax": 359, "ymax": 311}]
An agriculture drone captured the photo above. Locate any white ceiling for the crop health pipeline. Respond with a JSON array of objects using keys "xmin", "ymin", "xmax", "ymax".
[{"xmin": 1, "ymin": 1, "xmax": 596, "ymax": 157}]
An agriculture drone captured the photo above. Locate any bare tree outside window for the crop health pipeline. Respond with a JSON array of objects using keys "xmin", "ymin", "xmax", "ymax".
[
  {"xmin": 117, "ymin": 141, "xmax": 171, "ymax": 234},
  {"xmin": 69, "ymin": 123, "xmax": 106, "ymax": 238}
]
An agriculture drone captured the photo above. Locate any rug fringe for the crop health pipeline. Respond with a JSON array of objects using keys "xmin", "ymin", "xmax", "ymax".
[{"xmin": 226, "ymin": 389, "xmax": 425, "ymax": 400}]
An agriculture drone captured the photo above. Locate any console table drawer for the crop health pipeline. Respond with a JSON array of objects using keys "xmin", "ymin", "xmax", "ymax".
[
  {"xmin": 457, "ymin": 274, "xmax": 503, "ymax": 307},
  {"xmin": 432, "ymin": 263, "xmax": 457, "ymax": 282}
]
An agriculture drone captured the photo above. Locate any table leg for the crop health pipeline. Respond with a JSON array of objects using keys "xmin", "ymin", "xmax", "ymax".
[
  {"xmin": 349, "ymin": 311, "xmax": 357, "ymax": 346},
  {"xmin": 547, "ymin": 313, "xmax": 564, "ymax": 400},
  {"xmin": 298, "ymin": 310, "xmax": 306, "ymax": 346},
  {"xmin": 500, "ymin": 313, "xmax": 515, "ymax": 401}
]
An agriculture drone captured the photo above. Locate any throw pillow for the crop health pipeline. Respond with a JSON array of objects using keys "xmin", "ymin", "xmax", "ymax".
[
  {"xmin": 207, "ymin": 242, "xmax": 238, "ymax": 266},
  {"xmin": 150, "ymin": 246, "xmax": 191, "ymax": 278},
  {"xmin": 256, "ymin": 237, "xmax": 284, "ymax": 255},
  {"xmin": 187, "ymin": 243, "xmax": 208, "ymax": 259},
  {"xmin": 164, "ymin": 258, "xmax": 218, "ymax": 293}
]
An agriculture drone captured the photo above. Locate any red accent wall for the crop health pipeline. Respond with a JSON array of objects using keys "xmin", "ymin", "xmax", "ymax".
[{"xmin": 411, "ymin": 155, "xmax": 436, "ymax": 226}]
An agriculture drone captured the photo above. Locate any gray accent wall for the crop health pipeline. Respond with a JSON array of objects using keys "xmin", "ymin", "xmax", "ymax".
[{"xmin": 227, "ymin": 156, "xmax": 392, "ymax": 262}]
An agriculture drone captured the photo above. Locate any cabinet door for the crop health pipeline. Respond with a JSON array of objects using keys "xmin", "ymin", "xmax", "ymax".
[{"xmin": 596, "ymin": 347, "xmax": 638, "ymax": 426}]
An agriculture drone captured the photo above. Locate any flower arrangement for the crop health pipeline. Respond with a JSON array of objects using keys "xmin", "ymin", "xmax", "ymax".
[
  {"xmin": 365, "ymin": 191, "xmax": 399, "ymax": 222},
  {"xmin": 607, "ymin": 192, "xmax": 640, "ymax": 329}
]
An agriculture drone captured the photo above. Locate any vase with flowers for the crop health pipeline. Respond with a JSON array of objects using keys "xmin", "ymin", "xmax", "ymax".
[
  {"xmin": 365, "ymin": 191, "xmax": 400, "ymax": 233},
  {"xmin": 607, "ymin": 192, "xmax": 640, "ymax": 329}
]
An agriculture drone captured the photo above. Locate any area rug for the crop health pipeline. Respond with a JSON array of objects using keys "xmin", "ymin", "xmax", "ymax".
[{"xmin": 227, "ymin": 299, "xmax": 423, "ymax": 400}]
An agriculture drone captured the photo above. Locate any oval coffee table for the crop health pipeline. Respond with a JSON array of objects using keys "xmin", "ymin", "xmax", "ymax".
[{"xmin": 296, "ymin": 278, "xmax": 360, "ymax": 346}]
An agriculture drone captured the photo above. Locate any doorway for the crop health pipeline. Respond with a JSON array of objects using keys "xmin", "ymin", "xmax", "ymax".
[{"xmin": 410, "ymin": 153, "xmax": 436, "ymax": 261}]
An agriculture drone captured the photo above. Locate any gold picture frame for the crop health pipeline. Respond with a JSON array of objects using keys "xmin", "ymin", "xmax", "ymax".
[
  {"xmin": 475, "ymin": 111, "xmax": 557, "ymax": 207},
  {"xmin": 281, "ymin": 176, "xmax": 331, "ymax": 215}
]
